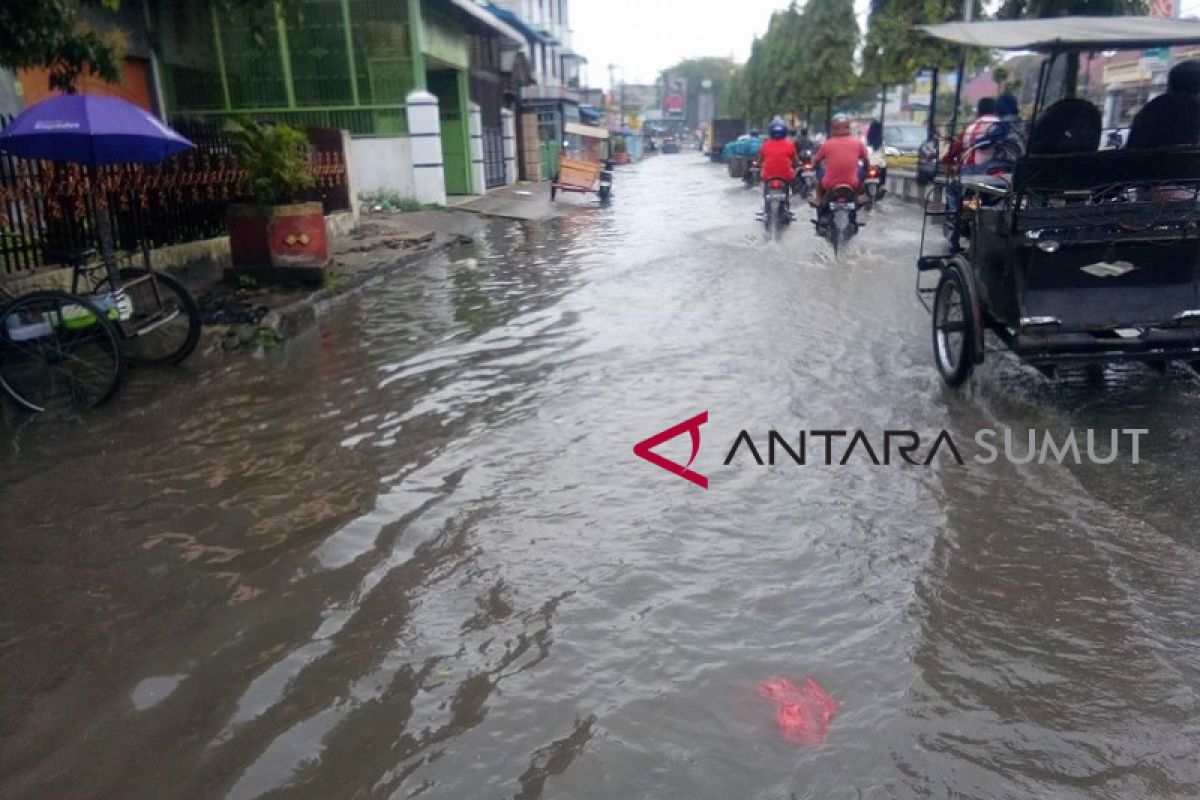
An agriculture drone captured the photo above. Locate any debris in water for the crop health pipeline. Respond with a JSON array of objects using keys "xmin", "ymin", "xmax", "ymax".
[{"xmin": 756, "ymin": 676, "xmax": 837, "ymax": 745}]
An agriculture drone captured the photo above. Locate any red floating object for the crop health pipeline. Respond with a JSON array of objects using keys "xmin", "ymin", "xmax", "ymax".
[{"xmin": 756, "ymin": 676, "xmax": 838, "ymax": 745}]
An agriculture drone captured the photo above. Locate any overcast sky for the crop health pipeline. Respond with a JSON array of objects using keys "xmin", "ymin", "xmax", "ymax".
[{"xmin": 570, "ymin": 0, "xmax": 1200, "ymax": 87}]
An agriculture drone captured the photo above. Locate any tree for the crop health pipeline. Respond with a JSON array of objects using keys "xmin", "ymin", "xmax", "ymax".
[
  {"xmin": 0, "ymin": 1, "xmax": 124, "ymax": 93},
  {"xmin": 862, "ymin": 0, "xmax": 971, "ymax": 96},
  {"xmin": 659, "ymin": 56, "xmax": 739, "ymax": 128},
  {"xmin": 740, "ymin": 36, "xmax": 770, "ymax": 124},
  {"xmin": 721, "ymin": 66, "xmax": 748, "ymax": 118},
  {"xmin": 763, "ymin": 2, "xmax": 806, "ymax": 116},
  {"xmin": 795, "ymin": 0, "xmax": 860, "ymax": 131}
]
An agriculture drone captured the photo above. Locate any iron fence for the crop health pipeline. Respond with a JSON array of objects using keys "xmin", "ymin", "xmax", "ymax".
[
  {"xmin": 0, "ymin": 116, "xmax": 350, "ymax": 278},
  {"xmin": 483, "ymin": 126, "xmax": 506, "ymax": 189}
]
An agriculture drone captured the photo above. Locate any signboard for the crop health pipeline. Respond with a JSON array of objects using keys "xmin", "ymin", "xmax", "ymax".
[{"xmin": 663, "ymin": 73, "xmax": 687, "ymax": 118}]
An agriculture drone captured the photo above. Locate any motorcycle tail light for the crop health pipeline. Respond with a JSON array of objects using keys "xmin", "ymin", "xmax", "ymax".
[{"xmin": 868, "ymin": 167, "xmax": 879, "ymax": 178}]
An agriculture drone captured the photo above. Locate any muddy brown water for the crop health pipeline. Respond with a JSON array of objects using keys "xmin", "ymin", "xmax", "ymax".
[{"xmin": 2, "ymin": 155, "xmax": 1199, "ymax": 799}]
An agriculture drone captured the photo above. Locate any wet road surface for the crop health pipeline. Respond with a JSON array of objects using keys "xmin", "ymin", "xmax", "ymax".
[{"xmin": 3, "ymin": 154, "xmax": 1200, "ymax": 799}]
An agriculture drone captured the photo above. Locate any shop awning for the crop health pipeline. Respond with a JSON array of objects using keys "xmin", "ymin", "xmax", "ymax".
[
  {"xmin": 565, "ymin": 122, "xmax": 609, "ymax": 139},
  {"xmin": 449, "ymin": 0, "xmax": 524, "ymax": 46},
  {"xmin": 486, "ymin": 3, "xmax": 556, "ymax": 44},
  {"xmin": 919, "ymin": 16, "xmax": 1200, "ymax": 52}
]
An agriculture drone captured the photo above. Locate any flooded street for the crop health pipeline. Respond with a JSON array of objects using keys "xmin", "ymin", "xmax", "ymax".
[{"xmin": 3, "ymin": 154, "xmax": 1200, "ymax": 799}]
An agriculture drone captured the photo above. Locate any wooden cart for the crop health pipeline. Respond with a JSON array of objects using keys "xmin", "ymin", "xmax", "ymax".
[{"xmin": 550, "ymin": 123, "xmax": 613, "ymax": 204}]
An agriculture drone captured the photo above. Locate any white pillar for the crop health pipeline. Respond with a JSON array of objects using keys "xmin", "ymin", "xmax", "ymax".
[
  {"xmin": 405, "ymin": 89, "xmax": 446, "ymax": 205},
  {"xmin": 339, "ymin": 128, "xmax": 360, "ymax": 223},
  {"xmin": 468, "ymin": 101, "xmax": 486, "ymax": 195},
  {"xmin": 501, "ymin": 108, "xmax": 517, "ymax": 186}
]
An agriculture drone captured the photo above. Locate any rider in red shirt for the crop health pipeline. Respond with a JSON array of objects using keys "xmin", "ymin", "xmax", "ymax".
[
  {"xmin": 812, "ymin": 115, "xmax": 869, "ymax": 204},
  {"xmin": 760, "ymin": 120, "xmax": 797, "ymax": 185}
]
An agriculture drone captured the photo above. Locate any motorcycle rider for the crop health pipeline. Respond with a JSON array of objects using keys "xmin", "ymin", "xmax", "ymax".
[
  {"xmin": 864, "ymin": 119, "xmax": 887, "ymax": 201},
  {"xmin": 740, "ymin": 127, "xmax": 764, "ymax": 185},
  {"xmin": 812, "ymin": 114, "xmax": 869, "ymax": 206},
  {"xmin": 794, "ymin": 126, "xmax": 816, "ymax": 159},
  {"xmin": 760, "ymin": 119, "xmax": 799, "ymax": 216}
]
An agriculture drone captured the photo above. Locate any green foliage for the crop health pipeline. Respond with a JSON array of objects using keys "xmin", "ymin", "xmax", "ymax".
[
  {"xmin": 248, "ymin": 326, "xmax": 284, "ymax": 350},
  {"xmin": 796, "ymin": 0, "xmax": 859, "ymax": 108},
  {"xmin": 658, "ymin": 56, "xmax": 739, "ymax": 127},
  {"xmin": 230, "ymin": 119, "xmax": 315, "ymax": 207},
  {"xmin": 724, "ymin": 0, "xmax": 859, "ymax": 127},
  {"xmin": 721, "ymin": 67, "xmax": 747, "ymax": 117},
  {"xmin": 0, "ymin": 0, "xmax": 124, "ymax": 93},
  {"xmin": 862, "ymin": 0, "xmax": 967, "ymax": 89}
]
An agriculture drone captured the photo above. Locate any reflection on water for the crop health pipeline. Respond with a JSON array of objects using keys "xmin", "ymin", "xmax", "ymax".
[{"xmin": 2, "ymin": 156, "xmax": 1199, "ymax": 799}]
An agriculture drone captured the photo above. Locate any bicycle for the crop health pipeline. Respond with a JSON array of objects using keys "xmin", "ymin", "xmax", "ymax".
[
  {"xmin": 54, "ymin": 243, "xmax": 202, "ymax": 367},
  {"xmin": 0, "ymin": 277, "xmax": 125, "ymax": 413}
]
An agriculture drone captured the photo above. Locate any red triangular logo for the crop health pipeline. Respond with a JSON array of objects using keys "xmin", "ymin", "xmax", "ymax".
[{"xmin": 633, "ymin": 411, "xmax": 709, "ymax": 489}]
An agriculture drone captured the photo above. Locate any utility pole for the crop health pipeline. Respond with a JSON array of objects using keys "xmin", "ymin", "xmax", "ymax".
[
  {"xmin": 607, "ymin": 63, "xmax": 624, "ymax": 124},
  {"xmin": 947, "ymin": 0, "xmax": 973, "ymax": 135}
]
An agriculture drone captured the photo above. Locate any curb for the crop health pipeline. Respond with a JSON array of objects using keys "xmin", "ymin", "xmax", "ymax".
[{"xmin": 260, "ymin": 232, "xmax": 468, "ymax": 340}]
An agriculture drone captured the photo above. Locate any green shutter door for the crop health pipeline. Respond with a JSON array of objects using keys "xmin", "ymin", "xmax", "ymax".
[{"xmin": 428, "ymin": 69, "xmax": 471, "ymax": 195}]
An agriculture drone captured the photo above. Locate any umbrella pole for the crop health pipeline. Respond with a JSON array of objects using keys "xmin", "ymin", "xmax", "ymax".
[{"xmin": 88, "ymin": 164, "xmax": 122, "ymax": 294}]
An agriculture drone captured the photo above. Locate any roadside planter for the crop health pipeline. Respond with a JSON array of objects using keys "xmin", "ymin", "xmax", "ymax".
[
  {"xmin": 227, "ymin": 201, "xmax": 328, "ymax": 285},
  {"xmin": 226, "ymin": 121, "xmax": 326, "ymax": 286}
]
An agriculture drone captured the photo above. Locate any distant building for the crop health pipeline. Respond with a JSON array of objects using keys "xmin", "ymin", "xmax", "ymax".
[{"xmin": 488, "ymin": 0, "xmax": 587, "ymax": 180}]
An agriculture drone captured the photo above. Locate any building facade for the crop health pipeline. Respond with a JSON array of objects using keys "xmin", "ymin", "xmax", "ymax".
[
  {"xmin": 488, "ymin": 0, "xmax": 586, "ymax": 180},
  {"xmin": 151, "ymin": 0, "xmax": 527, "ymax": 201},
  {"xmin": 4, "ymin": 0, "xmax": 590, "ymax": 198}
]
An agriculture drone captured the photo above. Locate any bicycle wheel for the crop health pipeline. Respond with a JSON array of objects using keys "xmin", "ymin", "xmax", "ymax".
[
  {"xmin": 0, "ymin": 290, "xmax": 125, "ymax": 412},
  {"xmin": 116, "ymin": 268, "xmax": 202, "ymax": 366}
]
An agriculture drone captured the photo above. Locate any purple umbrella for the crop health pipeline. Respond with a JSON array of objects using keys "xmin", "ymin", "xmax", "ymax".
[
  {"xmin": 0, "ymin": 94, "xmax": 193, "ymax": 165},
  {"xmin": 0, "ymin": 95, "xmax": 194, "ymax": 280}
]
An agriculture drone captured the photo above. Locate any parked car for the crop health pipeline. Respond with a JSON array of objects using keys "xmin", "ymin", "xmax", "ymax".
[
  {"xmin": 662, "ymin": 136, "xmax": 681, "ymax": 154},
  {"xmin": 883, "ymin": 122, "xmax": 929, "ymax": 157}
]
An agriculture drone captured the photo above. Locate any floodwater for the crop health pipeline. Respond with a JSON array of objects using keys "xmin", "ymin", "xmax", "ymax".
[{"xmin": 3, "ymin": 154, "xmax": 1200, "ymax": 800}]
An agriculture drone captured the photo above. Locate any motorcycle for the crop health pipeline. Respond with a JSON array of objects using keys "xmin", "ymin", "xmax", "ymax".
[
  {"xmin": 793, "ymin": 157, "xmax": 816, "ymax": 200},
  {"xmin": 864, "ymin": 164, "xmax": 883, "ymax": 209},
  {"xmin": 758, "ymin": 178, "xmax": 793, "ymax": 240},
  {"xmin": 743, "ymin": 155, "xmax": 762, "ymax": 188},
  {"xmin": 813, "ymin": 184, "xmax": 862, "ymax": 257},
  {"xmin": 598, "ymin": 158, "xmax": 614, "ymax": 204}
]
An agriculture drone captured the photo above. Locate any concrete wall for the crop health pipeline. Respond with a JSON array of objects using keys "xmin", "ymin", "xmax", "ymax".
[
  {"xmin": 350, "ymin": 137, "xmax": 416, "ymax": 199},
  {"xmin": 889, "ymin": 169, "xmax": 942, "ymax": 206}
]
